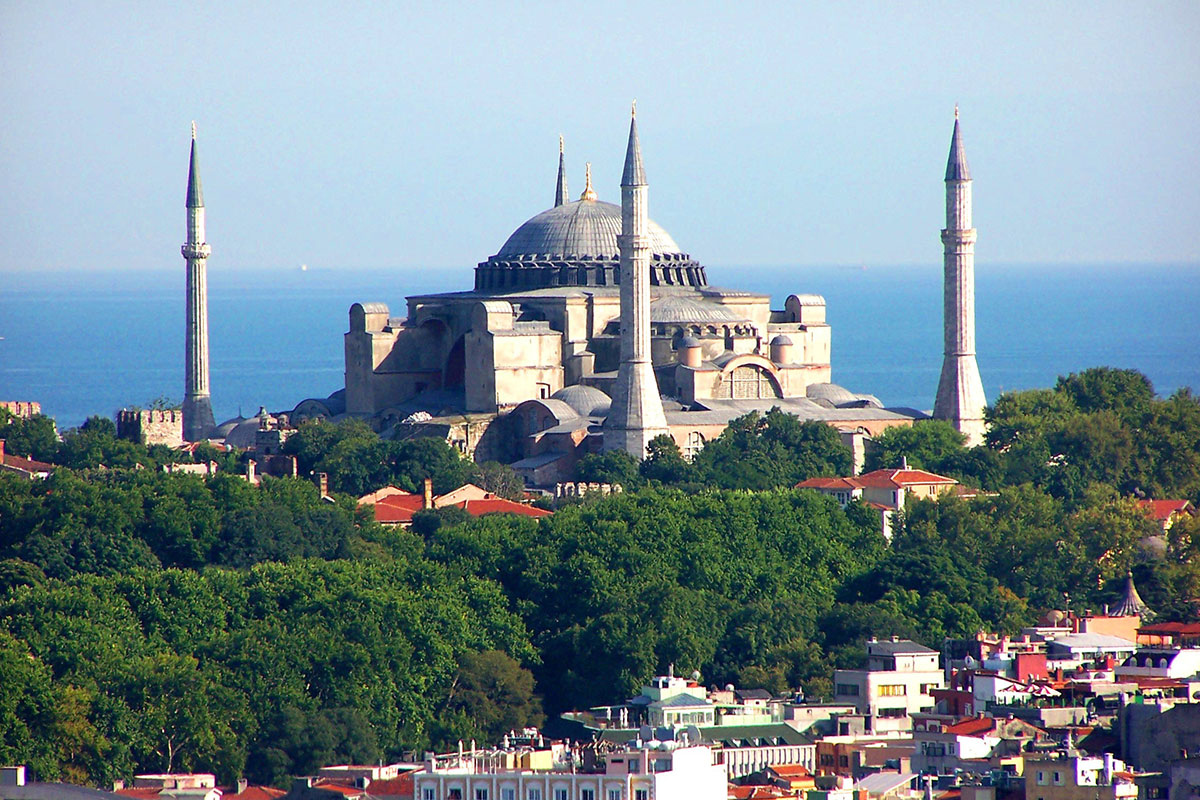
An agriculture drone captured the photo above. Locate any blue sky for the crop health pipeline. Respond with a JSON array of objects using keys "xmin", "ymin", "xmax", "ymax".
[{"xmin": 1, "ymin": 1, "xmax": 1197, "ymax": 274}]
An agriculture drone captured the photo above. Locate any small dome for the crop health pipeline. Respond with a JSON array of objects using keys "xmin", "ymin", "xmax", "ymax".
[
  {"xmin": 213, "ymin": 416, "xmax": 246, "ymax": 439},
  {"xmin": 770, "ymin": 334, "xmax": 793, "ymax": 346},
  {"xmin": 650, "ymin": 296, "xmax": 744, "ymax": 325},
  {"xmin": 551, "ymin": 385, "xmax": 612, "ymax": 417},
  {"xmin": 496, "ymin": 200, "xmax": 681, "ymax": 259},
  {"xmin": 806, "ymin": 383, "xmax": 858, "ymax": 405},
  {"xmin": 679, "ymin": 335, "xmax": 701, "ymax": 348}
]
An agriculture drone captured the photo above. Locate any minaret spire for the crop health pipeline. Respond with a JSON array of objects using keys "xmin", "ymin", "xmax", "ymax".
[
  {"xmin": 181, "ymin": 123, "xmax": 215, "ymax": 441},
  {"xmin": 554, "ymin": 135, "xmax": 568, "ymax": 207},
  {"xmin": 933, "ymin": 109, "xmax": 987, "ymax": 445},
  {"xmin": 604, "ymin": 103, "xmax": 669, "ymax": 458}
]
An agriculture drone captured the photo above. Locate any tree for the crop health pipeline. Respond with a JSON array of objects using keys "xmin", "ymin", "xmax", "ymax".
[
  {"xmin": 471, "ymin": 462, "xmax": 526, "ymax": 500},
  {"xmin": 639, "ymin": 435, "xmax": 694, "ymax": 485},
  {"xmin": 434, "ymin": 650, "xmax": 543, "ymax": 750},
  {"xmin": 0, "ymin": 412, "xmax": 59, "ymax": 462},
  {"xmin": 575, "ymin": 450, "xmax": 640, "ymax": 488},
  {"xmin": 864, "ymin": 420, "xmax": 967, "ymax": 473}
]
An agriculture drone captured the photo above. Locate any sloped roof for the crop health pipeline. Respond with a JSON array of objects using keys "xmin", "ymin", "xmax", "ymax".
[
  {"xmin": 855, "ymin": 469, "xmax": 958, "ymax": 489},
  {"xmin": 1138, "ymin": 499, "xmax": 1194, "ymax": 521},
  {"xmin": 944, "ymin": 716, "xmax": 996, "ymax": 736}
]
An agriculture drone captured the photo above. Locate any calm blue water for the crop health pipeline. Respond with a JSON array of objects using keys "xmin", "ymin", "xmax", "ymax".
[{"xmin": 1, "ymin": 263, "xmax": 1197, "ymax": 430}]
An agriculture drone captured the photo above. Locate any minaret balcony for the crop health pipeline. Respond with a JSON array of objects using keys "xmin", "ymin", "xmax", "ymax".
[{"xmin": 181, "ymin": 243, "xmax": 212, "ymax": 259}]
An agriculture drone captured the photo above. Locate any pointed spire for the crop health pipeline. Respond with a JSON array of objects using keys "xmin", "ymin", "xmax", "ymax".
[
  {"xmin": 945, "ymin": 107, "xmax": 970, "ymax": 181},
  {"xmin": 1112, "ymin": 571, "xmax": 1153, "ymax": 618},
  {"xmin": 579, "ymin": 162, "xmax": 597, "ymax": 201},
  {"xmin": 622, "ymin": 101, "xmax": 646, "ymax": 187},
  {"xmin": 187, "ymin": 122, "xmax": 204, "ymax": 208},
  {"xmin": 555, "ymin": 135, "xmax": 569, "ymax": 207}
]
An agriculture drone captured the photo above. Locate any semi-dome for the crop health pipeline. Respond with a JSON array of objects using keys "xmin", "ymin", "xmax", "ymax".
[
  {"xmin": 551, "ymin": 384, "xmax": 612, "ymax": 417},
  {"xmin": 649, "ymin": 295, "xmax": 745, "ymax": 325},
  {"xmin": 497, "ymin": 200, "xmax": 682, "ymax": 259}
]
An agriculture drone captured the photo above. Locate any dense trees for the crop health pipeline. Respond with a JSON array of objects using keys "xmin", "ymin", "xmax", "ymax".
[{"xmin": 1, "ymin": 368, "xmax": 1197, "ymax": 785}]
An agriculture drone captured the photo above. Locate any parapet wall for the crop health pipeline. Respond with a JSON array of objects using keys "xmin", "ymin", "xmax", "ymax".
[
  {"xmin": 0, "ymin": 401, "xmax": 41, "ymax": 419},
  {"xmin": 117, "ymin": 409, "xmax": 184, "ymax": 448}
]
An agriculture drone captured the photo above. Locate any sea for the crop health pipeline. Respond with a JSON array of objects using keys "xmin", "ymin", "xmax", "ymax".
[{"xmin": 1, "ymin": 263, "xmax": 1197, "ymax": 431}]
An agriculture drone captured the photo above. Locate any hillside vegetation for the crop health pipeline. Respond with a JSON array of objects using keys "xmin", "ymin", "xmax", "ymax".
[{"xmin": 0, "ymin": 367, "xmax": 1197, "ymax": 786}]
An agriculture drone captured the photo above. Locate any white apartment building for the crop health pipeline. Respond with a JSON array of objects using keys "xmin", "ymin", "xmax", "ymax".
[
  {"xmin": 414, "ymin": 739, "xmax": 726, "ymax": 800},
  {"xmin": 833, "ymin": 637, "xmax": 944, "ymax": 733}
]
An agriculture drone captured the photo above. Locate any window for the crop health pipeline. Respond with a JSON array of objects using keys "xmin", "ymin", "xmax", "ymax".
[
  {"xmin": 635, "ymin": 792, "xmax": 648, "ymax": 800},
  {"xmin": 450, "ymin": 791, "xmax": 463, "ymax": 800},
  {"xmin": 423, "ymin": 791, "xmax": 436, "ymax": 800},
  {"xmin": 554, "ymin": 791, "xmax": 568, "ymax": 800},
  {"xmin": 608, "ymin": 790, "xmax": 622, "ymax": 800},
  {"xmin": 878, "ymin": 707, "xmax": 907, "ymax": 718},
  {"xmin": 947, "ymin": 744, "xmax": 956, "ymax": 755},
  {"xmin": 835, "ymin": 683, "xmax": 860, "ymax": 696},
  {"xmin": 821, "ymin": 755, "xmax": 835, "ymax": 766},
  {"xmin": 684, "ymin": 431, "xmax": 705, "ymax": 461},
  {"xmin": 1053, "ymin": 772, "xmax": 1062, "ymax": 785},
  {"xmin": 878, "ymin": 684, "xmax": 907, "ymax": 697},
  {"xmin": 920, "ymin": 683, "xmax": 939, "ymax": 694},
  {"xmin": 581, "ymin": 790, "xmax": 596, "ymax": 800},
  {"xmin": 1037, "ymin": 772, "xmax": 1046, "ymax": 786},
  {"xmin": 502, "ymin": 790, "xmax": 515, "ymax": 800},
  {"xmin": 528, "ymin": 791, "xmax": 543, "ymax": 800},
  {"xmin": 476, "ymin": 790, "xmax": 489, "ymax": 800},
  {"xmin": 839, "ymin": 756, "xmax": 849, "ymax": 767}
]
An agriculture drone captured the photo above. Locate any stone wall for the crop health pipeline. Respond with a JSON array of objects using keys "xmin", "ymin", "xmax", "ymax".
[
  {"xmin": 117, "ymin": 409, "xmax": 184, "ymax": 448},
  {"xmin": 0, "ymin": 401, "xmax": 41, "ymax": 419}
]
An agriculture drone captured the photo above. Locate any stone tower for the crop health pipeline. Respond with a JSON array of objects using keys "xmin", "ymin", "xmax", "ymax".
[
  {"xmin": 554, "ymin": 135, "xmax": 568, "ymax": 207},
  {"xmin": 181, "ymin": 123, "xmax": 215, "ymax": 442},
  {"xmin": 603, "ymin": 104, "xmax": 670, "ymax": 458},
  {"xmin": 933, "ymin": 108, "xmax": 987, "ymax": 446}
]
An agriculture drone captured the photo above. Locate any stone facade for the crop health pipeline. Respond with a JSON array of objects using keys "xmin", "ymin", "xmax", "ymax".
[
  {"xmin": 0, "ymin": 401, "xmax": 41, "ymax": 419},
  {"xmin": 117, "ymin": 408, "xmax": 185, "ymax": 448}
]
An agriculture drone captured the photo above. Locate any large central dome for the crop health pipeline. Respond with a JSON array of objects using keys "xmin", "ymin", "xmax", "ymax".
[
  {"xmin": 497, "ymin": 199, "xmax": 682, "ymax": 259},
  {"xmin": 475, "ymin": 197, "xmax": 707, "ymax": 293}
]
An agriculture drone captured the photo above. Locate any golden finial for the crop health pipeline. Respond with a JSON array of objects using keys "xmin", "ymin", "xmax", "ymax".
[
  {"xmin": 631, "ymin": 99, "xmax": 637, "ymax": 119},
  {"xmin": 559, "ymin": 134, "xmax": 564, "ymax": 155},
  {"xmin": 954, "ymin": 104, "xmax": 959, "ymax": 121},
  {"xmin": 580, "ymin": 162, "xmax": 597, "ymax": 201},
  {"xmin": 191, "ymin": 120, "xmax": 197, "ymax": 140}
]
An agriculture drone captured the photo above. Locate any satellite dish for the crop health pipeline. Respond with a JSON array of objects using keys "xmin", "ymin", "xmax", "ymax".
[
  {"xmin": 964, "ymin": 655, "xmax": 977, "ymax": 669},
  {"xmin": 691, "ymin": 670, "xmax": 702, "ymax": 681}
]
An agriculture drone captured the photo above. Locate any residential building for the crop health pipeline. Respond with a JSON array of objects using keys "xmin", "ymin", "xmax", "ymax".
[
  {"xmin": 1025, "ymin": 753, "xmax": 1138, "ymax": 800},
  {"xmin": 359, "ymin": 479, "xmax": 552, "ymax": 526},
  {"xmin": 797, "ymin": 461, "xmax": 964, "ymax": 538},
  {"xmin": 0, "ymin": 440, "xmax": 55, "ymax": 479},
  {"xmin": 833, "ymin": 638, "xmax": 944, "ymax": 733},
  {"xmin": 413, "ymin": 734, "xmax": 726, "ymax": 800},
  {"xmin": 1137, "ymin": 499, "xmax": 1196, "ymax": 534},
  {"xmin": 911, "ymin": 715, "xmax": 1048, "ymax": 773}
]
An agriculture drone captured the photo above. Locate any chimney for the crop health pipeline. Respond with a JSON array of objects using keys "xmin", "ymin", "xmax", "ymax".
[
  {"xmin": 318, "ymin": 472, "xmax": 329, "ymax": 497},
  {"xmin": 246, "ymin": 458, "xmax": 257, "ymax": 484},
  {"xmin": 900, "ymin": 456, "xmax": 909, "ymax": 470},
  {"xmin": 423, "ymin": 477, "xmax": 434, "ymax": 509},
  {"xmin": 0, "ymin": 439, "xmax": 5, "ymax": 464},
  {"xmin": 236, "ymin": 778, "xmax": 248, "ymax": 795}
]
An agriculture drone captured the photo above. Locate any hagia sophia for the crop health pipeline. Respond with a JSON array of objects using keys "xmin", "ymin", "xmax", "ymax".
[{"xmin": 182, "ymin": 107, "xmax": 986, "ymax": 486}]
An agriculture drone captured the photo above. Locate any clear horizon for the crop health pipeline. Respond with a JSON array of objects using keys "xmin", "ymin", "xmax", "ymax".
[{"xmin": 1, "ymin": 3, "xmax": 1198, "ymax": 276}]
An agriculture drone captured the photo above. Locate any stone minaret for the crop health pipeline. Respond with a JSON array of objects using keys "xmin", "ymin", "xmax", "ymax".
[
  {"xmin": 554, "ymin": 135, "xmax": 568, "ymax": 207},
  {"xmin": 933, "ymin": 108, "xmax": 987, "ymax": 446},
  {"xmin": 182, "ymin": 123, "xmax": 215, "ymax": 441},
  {"xmin": 604, "ymin": 104, "xmax": 670, "ymax": 457}
]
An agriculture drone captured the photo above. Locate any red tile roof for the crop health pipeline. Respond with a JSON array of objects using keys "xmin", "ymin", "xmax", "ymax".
[
  {"xmin": 225, "ymin": 787, "xmax": 286, "ymax": 800},
  {"xmin": 798, "ymin": 469, "xmax": 957, "ymax": 492},
  {"xmin": 0, "ymin": 452, "xmax": 56, "ymax": 474},
  {"xmin": 943, "ymin": 716, "xmax": 997, "ymax": 736},
  {"xmin": 1139, "ymin": 622, "xmax": 1200, "ymax": 635},
  {"xmin": 1138, "ymin": 499, "xmax": 1194, "ymax": 521},
  {"xmin": 363, "ymin": 773, "xmax": 415, "ymax": 797},
  {"xmin": 797, "ymin": 477, "xmax": 861, "ymax": 491},
  {"xmin": 370, "ymin": 493, "xmax": 427, "ymax": 524},
  {"xmin": 457, "ymin": 497, "xmax": 553, "ymax": 519},
  {"xmin": 854, "ymin": 468, "xmax": 958, "ymax": 489},
  {"xmin": 114, "ymin": 791, "xmax": 161, "ymax": 799}
]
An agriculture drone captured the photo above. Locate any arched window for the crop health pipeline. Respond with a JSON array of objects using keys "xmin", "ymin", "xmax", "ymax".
[
  {"xmin": 684, "ymin": 431, "xmax": 705, "ymax": 461},
  {"xmin": 718, "ymin": 364, "xmax": 782, "ymax": 399}
]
